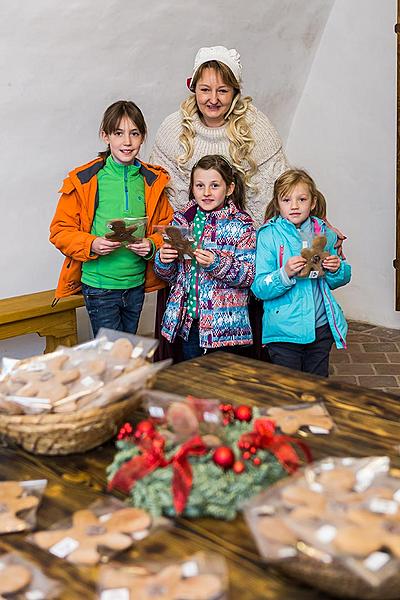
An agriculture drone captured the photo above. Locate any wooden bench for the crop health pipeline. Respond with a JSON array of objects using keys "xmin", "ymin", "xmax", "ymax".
[{"xmin": 0, "ymin": 290, "xmax": 85, "ymax": 353}]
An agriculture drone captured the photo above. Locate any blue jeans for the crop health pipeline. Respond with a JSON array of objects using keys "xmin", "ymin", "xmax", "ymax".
[
  {"xmin": 81, "ymin": 283, "xmax": 145, "ymax": 337},
  {"xmin": 181, "ymin": 320, "xmax": 204, "ymax": 361}
]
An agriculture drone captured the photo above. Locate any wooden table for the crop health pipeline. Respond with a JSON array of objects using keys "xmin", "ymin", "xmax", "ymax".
[
  {"xmin": 0, "ymin": 290, "xmax": 84, "ymax": 353},
  {"xmin": 1, "ymin": 353, "xmax": 400, "ymax": 599}
]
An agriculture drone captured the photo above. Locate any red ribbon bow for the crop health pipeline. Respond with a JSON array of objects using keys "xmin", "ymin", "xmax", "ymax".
[
  {"xmin": 239, "ymin": 418, "xmax": 312, "ymax": 473},
  {"xmin": 108, "ymin": 433, "xmax": 207, "ymax": 515}
]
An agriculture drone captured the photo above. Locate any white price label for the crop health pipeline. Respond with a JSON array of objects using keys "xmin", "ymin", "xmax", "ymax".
[
  {"xmin": 49, "ymin": 536, "xmax": 79, "ymax": 558},
  {"xmin": 148, "ymin": 406, "xmax": 165, "ymax": 418},
  {"xmin": 308, "ymin": 271, "xmax": 319, "ymax": 279},
  {"xmin": 364, "ymin": 551, "xmax": 390, "ymax": 572},
  {"xmin": 181, "ymin": 560, "xmax": 199, "ymax": 578},
  {"xmin": 369, "ymin": 498, "xmax": 398, "ymax": 515},
  {"xmin": 101, "ymin": 589, "xmax": 130, "ymax": 600},
  {"xmin": 316, "ymin": 525, "xmax": 336, "ymax": 544},
  {"xmin": 308, "ymin": 426, "xmax": 330, "ymax": 434}
]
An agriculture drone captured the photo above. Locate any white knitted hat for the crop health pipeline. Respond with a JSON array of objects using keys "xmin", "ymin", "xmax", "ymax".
[{"xmin": 187, "ymin": 46, "xmax": 242, "ymax": 91}]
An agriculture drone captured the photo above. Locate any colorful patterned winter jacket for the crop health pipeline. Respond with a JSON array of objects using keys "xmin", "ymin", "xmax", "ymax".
[{"xmin": 154, "ymin": 200, "xmax": 256, "ymax": 349}]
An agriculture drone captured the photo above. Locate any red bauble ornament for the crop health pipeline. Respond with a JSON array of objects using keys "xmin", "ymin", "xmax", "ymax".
[
  {"xmin": 242, "ymin": 451, "xmax": 251, "ymax": 461},
  {"xmin": 253, "ymin": 457, "xmax": 261, "ymax": 467},
  {"xmin": 233, "ymin": 460, "xmax": 246, "ymax": 474},
  {"xmin": 212, "ymin": 446, "xmax": 235, "ymax": 470},
  {"xmin": 234, "ymin": 405, "xmax": 253, "ymax": 422},
  {"xmin": 135, "ymin": 420, "xmax": 154, "ymax": 437}
]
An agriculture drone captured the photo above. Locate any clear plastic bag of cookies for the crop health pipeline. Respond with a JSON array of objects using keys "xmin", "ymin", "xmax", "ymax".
[
  {"xmin": 97, "ymin": 551, "xmax": 228, "ymax": 599},
  {"xmin": 244, "ymin": 456, "xmax": 400, "ymax": 589},
  {"xmin": 0, "ymin": 479, "xmax": 46, "ymax": 534},
  {"xmin": 141, "ymin": 390, "xmax": 222, "ymax": 443},
  {"xmin": 95, "ymin": 328, "xmax": 160, "ymax": 361},
  {"xmin": 29, "ymin": 496, "xmax": 164, "ymax": 566},
  {"xmin": 0, "ymin": 552, "xmax": 62, "ymax": 599},
  {"xmin": 262, "ymin": 401, "xmax": 335, "ymax": 435},
  {"xmin": 154, "ymin": 224, "xmax": 196, "ymax": 259},
  {"xmin": 105, "ymin": 216, "xmax": 148, "ymax": 244},
  {"xmin": 0, "ymin": 334, "xmax": 169, "ymax": 414}
]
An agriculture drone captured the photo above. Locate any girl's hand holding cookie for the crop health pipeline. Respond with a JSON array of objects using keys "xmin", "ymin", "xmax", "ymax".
[
  {"xmin": 159, "ymin": 243, "xmax": 179, "ymax": 264},
  {"xmin": 194, "ymin": 248, "xmax": 215, "ymax": 267},
  {"xmin": 322, "ymin": 255, "xmax": 341, "ymax": 273},
  {"xmin": 127, "ymin": 238, "xmax": 151, "ymax": 257},
  {"xmin": 285, "ymin": 256, "xmax": 307, "ymax": 277},
  {"xmin": 91, "ymin": 237, "xmax": 121, "ymax": 256}
]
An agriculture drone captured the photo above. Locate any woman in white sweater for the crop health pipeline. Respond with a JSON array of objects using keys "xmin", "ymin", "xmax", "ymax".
[
  {"xmin": 150, "ymin": 45, "xmax": 288, "ymax": 229},
  {"xmin": 151, "ymin": 45, "xmax": 289, "ymax": 361}
]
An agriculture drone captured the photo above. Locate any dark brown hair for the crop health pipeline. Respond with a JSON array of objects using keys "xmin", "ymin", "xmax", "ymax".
[
  {"xmin": 189, "ymin": 154, "xmax": 246, "ymax": 211},
  {"xmin": 264, "ymin": 169, "xmax": 327, "ymax": 222},
  {"xmin": 98, "ymin": 100, "xmax": 147, "ymax": 160}
]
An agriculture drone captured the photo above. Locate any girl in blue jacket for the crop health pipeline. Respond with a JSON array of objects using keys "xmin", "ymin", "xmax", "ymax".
[{"xmin": 252, "ymin": 169, "xmax": 351, "ymax": 377}]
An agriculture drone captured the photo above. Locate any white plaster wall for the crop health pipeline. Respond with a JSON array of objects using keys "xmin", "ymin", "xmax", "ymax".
[
  {"xmin": 0, "ymin": 0, "xmax": 333, "ymax": 358},
  {"xmin": 286, "ymin": 0, "xmax": 397, "ymax": 328}
]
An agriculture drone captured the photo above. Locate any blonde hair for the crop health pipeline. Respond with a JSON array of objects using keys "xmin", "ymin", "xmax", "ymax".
[
  {"xmin": 264, "ymin": 169, "xmax": 327, "ymax": 222},
  {"xmin": 177, "ymin": 61, "xmax": 257, "ymax": 190}
]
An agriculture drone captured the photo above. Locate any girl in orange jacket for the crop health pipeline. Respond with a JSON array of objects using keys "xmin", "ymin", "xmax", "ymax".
[{"xmin": 50, "ymin": 100, "xmax": 173, "ymax": 336}]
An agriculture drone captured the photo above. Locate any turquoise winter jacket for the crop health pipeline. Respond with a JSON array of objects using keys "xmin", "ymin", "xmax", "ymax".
[{"xmin": 251, "ymin": 216, "xmax": 351, "ymax": 349}]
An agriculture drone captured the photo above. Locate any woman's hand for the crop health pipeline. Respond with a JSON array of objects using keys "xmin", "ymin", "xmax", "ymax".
[
  {"xmin": 322, "ymin": 255, "xmax": 341, "ymax": 273},
  {"xmin": 127, "ymin": 238, "xmax": 152, "ymax": 257},
  {"xmin": 194, "ymin": 248, "xmax": 215, "ymax": 267},
  {"xmin": 91, "ymin": 237, "xmax": 121, "ymax": 256},
  {"xmin": 159, "ymin": 243, "xmax": 178, "ymax": 264},
  {"xmin": 285, "ymin": 256, "xmax": 306, "ymax": 277}
]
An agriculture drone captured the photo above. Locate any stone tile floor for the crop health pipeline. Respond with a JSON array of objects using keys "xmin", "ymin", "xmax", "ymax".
[{"xmin": 330, "ymin": 321, "xmax": 400, "ymax": 395}]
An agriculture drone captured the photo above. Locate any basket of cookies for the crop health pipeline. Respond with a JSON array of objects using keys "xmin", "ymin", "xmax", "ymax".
[
  {"xmin": 0, "ymin": 330, "xmax": 170, "ymax": 455},
  {"xmin": 244, "ymin": 456, "xmax": 400, "ymax": 599}
]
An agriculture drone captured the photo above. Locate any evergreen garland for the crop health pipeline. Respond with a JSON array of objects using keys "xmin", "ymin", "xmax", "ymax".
[{"xmin": 107, "ymin": 410, "xmax": 287, "ymax": 521}]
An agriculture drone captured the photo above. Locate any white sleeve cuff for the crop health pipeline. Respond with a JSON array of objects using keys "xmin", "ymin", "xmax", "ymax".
[{"xmin": 279, "ymin": 267, "xmax": 296, "ymax": 287}]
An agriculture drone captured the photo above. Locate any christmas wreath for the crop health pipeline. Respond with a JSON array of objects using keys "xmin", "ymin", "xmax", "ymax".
[{"xmin": 107, "ymin": 403, "xmax": 311, "ymax": 521}]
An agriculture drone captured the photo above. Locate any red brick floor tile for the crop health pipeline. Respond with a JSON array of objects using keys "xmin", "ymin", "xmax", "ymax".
[
  {"xmin": 333, "ymin": 363, "xmax": 375, "ymax": 375},
  {"xmin": 329, "ymin": 352, "xmax": 351, "ymax": 364},
  {"xmin": 348, "ymin": 322, "xmax": 377, "ymax": 333},
  {"xmin": 374, "ymin": 364, "xmax": 400, "ymax": 375},
  {"xmin": 344, "ymin": 342, "xmax": 365, "ymax": 353},
  {"xmin": 386, "ymin": 353, "xmax": 400, "ymax": 363},
  {"xmin": 362, "ymin": 342, "xmax": 399, "ymax": 353},
  {"xmin": 348, "ymin": 352, "xmax": 388, "ymax": 363},
  {"xmin": 358, "ymin": 375, "xmax": 398, "ymax": 388},
  {"xmin": 329, "ymin": 375, "xmax": 358, "ymax": 385},
  {"xmin": 346, "ymin": 334, "xmax": 379, "ymax": 342},
  {"xmin": 371, "ymin": 327, "xmax": 400, "ymax": 341}
]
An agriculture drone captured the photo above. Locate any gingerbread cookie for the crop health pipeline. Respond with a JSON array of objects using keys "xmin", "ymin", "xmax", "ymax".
[
  {"xmin": 32, "ymin": 507, "xmax": 151, "ymax": 565},
  {"xmin": 0, "ymin": 564, "xmax": 32, "ymax": 596},
  {"xmin": 258, "ymin": 515, "xmax": 298, "ymax": 546},
  {"xmin": 101, "ymin": 563, "xmax": 223, "ymax": 600},
  {"xmin": 105, "ymin": 219, "xmax": 142, "ymax": 243},
  {"xmin": 317, "ymin": 467, "xmax": 356, "ymax": 492},
  {"xmin": 11, "ymin": 354, "xmax": 80, "ymax": 403},
  {"xmin": 298, "ymin": 234, "xmax": 330, "ymax": 278},
  {"xmin": 0, "ymin": 481, "xmax": 39, "ymax": 533},
  {"xmin": 267, "ymin": 404, "xmax": 333, "ymax": 435},
  {"xmin": 164, "ymin": 226, "xmax": 196, "ymax": 259}
]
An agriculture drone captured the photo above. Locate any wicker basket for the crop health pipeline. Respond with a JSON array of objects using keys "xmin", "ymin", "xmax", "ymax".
[
  {"xmin": 0, "ymin": 392, "xmax": 142, "ymax": 455},
  {"xmin": 279, "ymin": 555, "xmax": 400, "ymax": 600}
]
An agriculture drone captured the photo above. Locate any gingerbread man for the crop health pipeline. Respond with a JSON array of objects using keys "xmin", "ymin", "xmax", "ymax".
[{"xmin": 105, "ymin": 219, "xmax": 141, "ymax": 243}]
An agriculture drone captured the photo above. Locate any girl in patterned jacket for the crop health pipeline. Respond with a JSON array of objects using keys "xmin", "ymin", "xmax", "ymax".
[{"xmin": 154, "ymin": 155, "xmax": 256, "ymax": 360}]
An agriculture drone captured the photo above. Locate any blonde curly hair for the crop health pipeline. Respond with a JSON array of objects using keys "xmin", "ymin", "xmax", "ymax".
[{"xmin": 177, "ymin": 61, "xmax": 257, "ymax": 190}]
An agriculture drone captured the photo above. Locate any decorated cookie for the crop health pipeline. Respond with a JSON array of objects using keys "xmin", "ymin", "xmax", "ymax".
[
  {"xmin": 105, "ymin": 219, "xmax": 142, "ymax": 243},
  {"xmin": 0, "ymin": 481, "xmax": 39, "ymax": 533},
  {"xmin": 0, "ymin": 563, "xmax": 32, "ymax": 596},
  {"xmin": 100, "ymin": 563, "xmax": 223, "ymax": 600},
  {"xmin": 32, "ymin": 507, "xmax": 151, "ymax": 565},
  {"xmin": 267, "ymin": 404, "xmax": 334, "ymax": 435},
  {"xmin": 164, "ymin": 226, "xmax": 196, "ymax": 259}
]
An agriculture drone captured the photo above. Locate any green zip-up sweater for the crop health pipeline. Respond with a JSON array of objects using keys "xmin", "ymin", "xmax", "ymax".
[{"xmin": 81, "ymin": 156, "xmax": 146, "ymax": 289}]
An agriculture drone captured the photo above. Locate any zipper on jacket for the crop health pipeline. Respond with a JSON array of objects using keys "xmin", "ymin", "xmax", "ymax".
[
  {"xmin": 320, "ymin": 281, "xmax": 347, "ymax": 348},
  {"xmin": 279, "ymin": 245, "xmax": 284, "ymax": 268},
  {"xmin": 124, "ymin": 167, "xmax": 129, "ymax": 211}
]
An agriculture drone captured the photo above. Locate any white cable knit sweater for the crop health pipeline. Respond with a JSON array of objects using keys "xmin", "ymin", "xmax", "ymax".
[{"xmin": 150, "ymin": 105, "xmax": 288, "ymax": 228}]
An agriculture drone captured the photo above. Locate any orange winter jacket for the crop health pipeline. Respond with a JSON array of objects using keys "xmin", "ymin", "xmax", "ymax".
[{"xmin": 50, "ymin": 157, "xmax": 173, "ymax": 299}]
